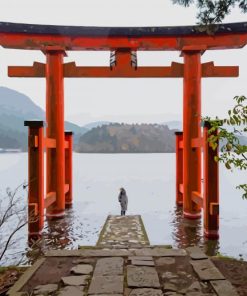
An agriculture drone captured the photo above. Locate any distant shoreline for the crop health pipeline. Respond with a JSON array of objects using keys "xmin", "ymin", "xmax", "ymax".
[
  {"xmin": 0, "ymin": 150, "xmax": 176, "ymax": 154},
  {"xmin": 0, "ymin": 149, "xmax": 22, "ymax": 153}
]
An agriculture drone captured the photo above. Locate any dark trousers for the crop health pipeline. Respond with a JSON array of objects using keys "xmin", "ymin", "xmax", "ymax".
[{"xmin": 121, "ymin": 210, "xmax": 126, "ymax": 216}]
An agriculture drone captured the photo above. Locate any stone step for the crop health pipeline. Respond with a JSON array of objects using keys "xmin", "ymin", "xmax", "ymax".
[{"xmin": 97, "ymin": 215, "xmax": 150, "ymax": 247}]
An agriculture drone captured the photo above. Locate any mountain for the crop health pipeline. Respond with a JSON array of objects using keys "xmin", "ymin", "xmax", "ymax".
[
  {"xmin": 162, "ymin": 120, "xmax": 182, "ymax": 131},
  {"xmin": 0, "ymin": 87, "xmax": 87, "ymax": 150},
  {"xmin": 83, "ymin": 121, "xmax": 111, "ymax": 130},
  {"xmin": 75, "ymin": 123, "xmax": 176, "ymax": 153}
]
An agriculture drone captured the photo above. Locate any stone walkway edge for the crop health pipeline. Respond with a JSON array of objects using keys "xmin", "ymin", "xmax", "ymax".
[{"xmin": 7, "ymin": 216, "xmax": 240, "ymax": 296}]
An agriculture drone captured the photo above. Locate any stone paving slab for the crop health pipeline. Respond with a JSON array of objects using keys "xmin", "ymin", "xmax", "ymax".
[
  {"xmin": 71, "ymin": 264, "xmax": 93, "ymax": 275},
  {"xmin": 97, "ymin": 215, "xmax": 149, "ymax": 248},
  {"xmin": 72, "ymin": 258, "xmax": 95, "ymax": 264},
  {"xmin": 6, "ymin": 215, "xmax": 240, "ymax": 296},
  {"xmin": 58, "ymin": 286, "xmax": 85, "ymax": 296},
  {"xmin": 210, "ymin": 280, "xmax": 239, "ymax": 296},
  {"xmin": 46, "ymin": 248, "xmax": 134, "ymax": 257},
  {"xmin": 88, "ymin": 275, "xmax": 124, "ymax": 294},
  {"xmin": 131, "ymin": 259, "xmax": 155, "ymax": 266},
  {"xmin": 61, "ymin": 275, "xmax": 89, "ymax": 286},
  {"xmin": 33, "ymin": 284, "xmax": 58, "ymax": 295},
  {"xmin": 135, "ymin": 247, "xmax": 187, "ymax": 257},
  {"xmin": 8, "ymin": 246, "xmax": 239, "ymax": 296},
  {"xmin": 94, "ymin": 257, "xmax": 124, "ymax": 275},
  {"xmin": 127, "ymin": 266, "xmax": 160, "ymax": 288},
  {"xmin": 45, "ymin": 247, "xmax": 187, "ymax": 258},
  {"xmin": 187, "ymin": 246, "xmax": 208, "ymax": 260},
  {"xmin": 190, "ymin": 259, "xmax": 225, "ymax": 281},
  {"xmin": 90, "ymin": 295, "xmax": 122, "ymax": 296},
  {"xmin": 129, "ymin": 288, "xmax": 163, "ymax": 296},
  {"xmin": 155, "ymin": 257, "xmax": 175, "ymax": 266},
  {"xmin": 128, "ymin": 256, "xmax": 153, "ymax": 261}
]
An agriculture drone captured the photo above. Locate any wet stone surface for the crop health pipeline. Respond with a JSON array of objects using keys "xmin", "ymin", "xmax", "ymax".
[
  {"xmin": 127, "ymin": 266, "xmax": 160, "ymax": 288},
  {"xmin": 129, "ymin": 288, "xmax": 163, "ymax": 296},
  {"xmin": 187, "ymin": 246, "xmax": 208, "ymax": 260},
  {"xmin": 128, "ymin": 256, "xmax": 153, "ymax": 261},
  {"xmin": 155, "ymin": 257, "xmax": 175, "ymax": 266},
  {"xmin": 97, "ymin": 215, "xmax": 149, "ymax": 248},
  {"xmin": 8, "ymin": 216, "xmax": 240, "ymax": 296},
  {"xmin": 88, "ymin": 275, "xmax": 124, "ymax": 294},
  {"xmin": 72, "ymin": 258, "xmax": 96, "ymax": 264},
  {"xmin": 94, "ymin": 257, "xmax": 124, "ymax": 275},
  {"xmin": 70, "ymin": 264, "xmax": 93, "ymax": 275},
  {"xmin": 135, "ymin": 248, "xmax": 187, "ymax": 257},
  {"xmin": 33, "ymin": 284, "xmax": 58, "ymax": 295},
  {"xmin": 190, "ymin": 259, "xmax": 225, "ymax": 281},
  {"xmin": 61, "ymin": 275, "xmax": 89, "ymax": 286},
  {"xmin": 89, "ymin": 295, "xmax": 122, "ymax": 296},
  {"xmin": 57, "ymin": 286, "xmax": 85, "ymax": 296},
  {"xmin": 131, "ymin": 259, "xmax": 155, "ymax": 266},
  {"xmin": 210, "ymin": 279, "xmax": 239, "ymax": 296}
]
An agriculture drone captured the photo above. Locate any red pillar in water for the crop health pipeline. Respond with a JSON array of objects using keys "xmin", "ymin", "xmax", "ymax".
[
  {"xmin": 175, "ymin": 131, "xmax": 183, "ymax": 206},
  {"xmin": 24, "ymin": 120, "xmax": 45, "ymax": 237},
  {"xmin": 46, "ymin": 51, "xmax": 65, "ymax": 218},
  {"xmin": 182, "ymin": 51, "xmax": 202, "ymax": 219},
  {"xmin": 65, "ymin": 131, "xmax": 73, "ymax": 207},
  {"xmin": 203, "ymin": 121, "xmax": 219, "ymax": 239}
]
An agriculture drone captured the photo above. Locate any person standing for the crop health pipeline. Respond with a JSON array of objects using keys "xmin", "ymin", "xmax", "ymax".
[{"xmin": 118, "ymin": 187, "xmax": 128, "ymax": 216}]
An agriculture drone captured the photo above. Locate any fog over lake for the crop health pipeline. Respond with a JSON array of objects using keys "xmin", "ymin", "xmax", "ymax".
[{"xmin": 0, "ymin": 152, "xmax": 246, "ymax": 265}]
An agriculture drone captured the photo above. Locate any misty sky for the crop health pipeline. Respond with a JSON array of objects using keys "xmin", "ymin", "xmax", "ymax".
[{"xmin": 0, "ymin": 0, "xmax": 246, "ymax": 125}]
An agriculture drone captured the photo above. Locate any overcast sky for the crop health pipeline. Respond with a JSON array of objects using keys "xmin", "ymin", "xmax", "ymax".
[{"xmin": 0, "ymin": 0, "xmax": 246, "ymax": 125}]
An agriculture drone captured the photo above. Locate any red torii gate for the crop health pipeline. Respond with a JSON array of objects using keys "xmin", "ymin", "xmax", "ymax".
[{"xmin": 1, "ymin": 21, "xmax": 247, "ymax": 239}]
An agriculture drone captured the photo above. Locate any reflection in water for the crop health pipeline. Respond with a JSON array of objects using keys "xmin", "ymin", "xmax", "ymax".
[
  {"xmin": 1, "ymin": 153, "xmax": 246, "ymax": 265},
  {"xmin": 171, "ymin": 206, "xmax": 202, "ymax": 248},
  {"xmin": 171, "ymin": 206, "xmax": 220, "ymax": 256},
  {"xmin": 25, "ymin": 205, "xmax": 220, "ymax": 265},
  {"xmin": 26, "ymin": 207, "xmax": 76, "ymax": 265},
  {"xmin": 44, "ymin": 206, "xmax": 76, "ymax": 250}
]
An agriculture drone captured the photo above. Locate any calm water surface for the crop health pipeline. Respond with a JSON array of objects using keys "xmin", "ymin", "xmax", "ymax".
[{"xmin": 0, "ymin": 152, "xmax": 246, "ymax": 265}]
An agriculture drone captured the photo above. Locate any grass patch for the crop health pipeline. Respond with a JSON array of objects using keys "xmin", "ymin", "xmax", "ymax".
[{"xmin": 78, "ymin": 245, "xmax": 98, "ymax": 250}]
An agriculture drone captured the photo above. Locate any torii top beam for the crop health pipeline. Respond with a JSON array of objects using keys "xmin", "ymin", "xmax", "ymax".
[{"xmin": 0, "ymin": 21, "xmax": 247, "ymax": 51}]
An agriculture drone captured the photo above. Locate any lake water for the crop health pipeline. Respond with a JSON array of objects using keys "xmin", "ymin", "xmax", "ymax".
[{"xmin": 0, "ymin": 152, "xmax": 246, "ymax": 265}]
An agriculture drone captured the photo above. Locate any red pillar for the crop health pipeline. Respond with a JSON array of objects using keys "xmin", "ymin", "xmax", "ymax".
[
  {"xmin": 65, "ymin": 131, "xmax": 73, "ymax": 207},
  {"xmin": 46, "ymin": 51, "xmax": 65, "ymax": 218},
  {"xmin": 203, "ymin": 121, "xmax": 219, "ymax": 239},
  {"xmin": 24, "ymin": 120, "xmax": 45, "ymax": 237},
  {"xmin": 183, "ymin": 51, "xmax": 202, "ymax": 219},
  {"xmin": 175, "ymin": 131, "xmax": 183, "ymax": 206}
]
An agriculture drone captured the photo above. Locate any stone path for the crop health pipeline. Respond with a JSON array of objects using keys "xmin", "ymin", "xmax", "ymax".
[
  {"xmin": 97, "ymin": 215, "xmax": 149, "ymax": 248},
  {"xmin": 8, "ymin": 216, "xmax": 239, "ymax": 296}
]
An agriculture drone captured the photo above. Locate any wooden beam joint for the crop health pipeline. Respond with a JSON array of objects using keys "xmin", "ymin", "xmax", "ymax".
[
  {"xmin": 192, "ymin": 191, "xmax": 203, "ymax": 207},
  {"xmin": 210, "ymin": 202, "xmax": 219, "ymax": 215}
]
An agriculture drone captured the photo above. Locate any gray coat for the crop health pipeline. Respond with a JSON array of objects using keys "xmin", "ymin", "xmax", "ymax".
[{"xmin": 118, "ymin": 190, "xmax": 128, "ymax": 211}]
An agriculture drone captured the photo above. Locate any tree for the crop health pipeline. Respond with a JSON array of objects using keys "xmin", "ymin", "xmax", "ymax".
[
  {"xmin": 205, "ymin": 96, "xmax": 247, "ymax": 199},
  {"xmin": 0, "ymin": 183, "xmax": 29, "ymax": 264},
  {"xmin": 172, "ymin": 0, "xmax": 247, "ymax": 24}
]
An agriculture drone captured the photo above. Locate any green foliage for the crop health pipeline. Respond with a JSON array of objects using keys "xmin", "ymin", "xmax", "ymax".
[
  {"xmin": 172, "ymin": 0, "xmax": 247, "ymax": 24},
  {"xmin": 204, "ymin": 96, "xmax": 247, "ymax": 199}
]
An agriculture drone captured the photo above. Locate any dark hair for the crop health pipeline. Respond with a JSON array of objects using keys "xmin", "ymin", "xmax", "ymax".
[{"xmin": 120, "ymin": 187, "xmax": 126, "ymax": 194}]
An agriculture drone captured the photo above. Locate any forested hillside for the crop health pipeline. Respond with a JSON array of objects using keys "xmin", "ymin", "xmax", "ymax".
[{"xmin": 76, "ymin": 123, "xmax": 176, "ymax": 153}]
